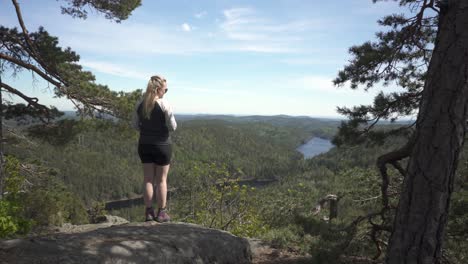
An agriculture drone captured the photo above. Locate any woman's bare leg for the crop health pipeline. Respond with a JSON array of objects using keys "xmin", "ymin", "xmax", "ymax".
[
  {"xmin": 154, "ymin": 164, "xmax": 170, "ymax": 209},
  {"xmin": 143, "ymin": 163, "xmax": 156, "ymax": 208}
]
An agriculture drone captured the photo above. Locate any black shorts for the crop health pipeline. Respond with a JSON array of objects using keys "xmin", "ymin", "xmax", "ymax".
[{"xmin": 138, "ymin": 144, "xmax": 172, "ymax": 165}]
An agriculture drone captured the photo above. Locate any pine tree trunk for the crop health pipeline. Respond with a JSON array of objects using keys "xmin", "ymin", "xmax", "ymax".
[{"xmin": 386, "ymin": 1, "xmax": 468, "ymax": 263}]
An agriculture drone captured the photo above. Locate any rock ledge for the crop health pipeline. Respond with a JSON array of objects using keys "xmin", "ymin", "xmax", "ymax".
[{"xmin": 0, "ymin": 221, "xmax": 252, "ymax": 264}]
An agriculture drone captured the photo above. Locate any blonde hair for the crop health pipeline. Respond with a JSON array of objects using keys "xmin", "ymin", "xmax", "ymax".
[{"xmin": 142, "ymin": 75, "xmax": 166, "ymax": 119}]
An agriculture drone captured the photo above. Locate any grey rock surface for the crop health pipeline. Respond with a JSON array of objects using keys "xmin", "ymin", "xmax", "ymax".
[
  {"xmin": 0, "ymin": 222, "xmax": 252, "ymax": 264},
  {"xmin": 56, "ymin": 215, "xmax": 130, "ymax": 234}
]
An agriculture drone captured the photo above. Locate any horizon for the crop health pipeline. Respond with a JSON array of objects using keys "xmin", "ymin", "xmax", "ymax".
[
  {"xmin": 61, "ymin": 110, "xmax": 417, "ymax": 122},
  {"xmin": 60, "ymin": 109, "xmax": 346, "ymax": 119},
  {"xmin": 1, "ymin": 0, "xmax": 412, "ymax": 117}
]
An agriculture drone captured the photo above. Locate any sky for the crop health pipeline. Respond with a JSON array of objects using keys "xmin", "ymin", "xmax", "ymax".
[{"xmin": 0, "ymin": 0, "xmax": 409, "ymax": 118}]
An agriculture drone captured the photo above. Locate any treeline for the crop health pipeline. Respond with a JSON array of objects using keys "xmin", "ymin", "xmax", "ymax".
[{"xmin": 4, "ymin": 116, "xmax": 335, "ymax": 204}]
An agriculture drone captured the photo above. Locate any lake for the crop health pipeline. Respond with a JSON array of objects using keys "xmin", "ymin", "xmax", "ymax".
[{"xmin": 297, "ymin": 137, "xmax": 334, "ymax": 158}]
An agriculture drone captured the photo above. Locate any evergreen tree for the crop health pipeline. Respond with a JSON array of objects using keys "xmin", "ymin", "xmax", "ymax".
[
  {"xmin": 0, "ymin": 0, "xmax": 141, "ymax": 196},
  {"xmin": 334, "ymin": 0, "xmax": 467, "ymax": 262}
]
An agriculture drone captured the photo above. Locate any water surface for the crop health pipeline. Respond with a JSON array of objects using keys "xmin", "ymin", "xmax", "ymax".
[{"xmin": 297, "ymin": 137, "xmax": 334, "ymax": 158}]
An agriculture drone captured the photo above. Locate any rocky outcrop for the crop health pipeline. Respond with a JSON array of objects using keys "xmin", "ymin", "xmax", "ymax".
[
  {"xmin": 0, "ymin": 220, "xmax": 252, "ymax": 264},
  {"xmin": 56, "ymin": 215, "xmax": 130, "ymax": 234}
]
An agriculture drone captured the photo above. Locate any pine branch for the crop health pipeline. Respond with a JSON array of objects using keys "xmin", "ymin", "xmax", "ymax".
[
  {"xmin": 11, "ymin": 0, "xmax": 67, "ymax": 85},
  {"xmin": 0, "ymin": 52, "xmax": 61, "ymax": 87},
  {"xmin": 0, "ymin": 81, "xmax": 51, "ymax": 122},
  {"xmin": 376, "ymin": 135, "xmax": 415, "ymax": 209}
]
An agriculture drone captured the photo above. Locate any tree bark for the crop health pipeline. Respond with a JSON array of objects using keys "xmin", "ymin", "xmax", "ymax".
[{"xmin": 386, "ymin": 1, "xmax": 468, "ymax": 263}]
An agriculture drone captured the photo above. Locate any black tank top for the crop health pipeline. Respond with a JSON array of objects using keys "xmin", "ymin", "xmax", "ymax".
[{"xmin": 137, "ymin": 102, "xmax": 171, "ymax": 145}]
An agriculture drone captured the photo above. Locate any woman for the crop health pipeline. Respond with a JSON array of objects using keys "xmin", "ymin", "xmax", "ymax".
[{"xmin": 132, "ymin": 75, "xmax": 177, "ymax": 222}]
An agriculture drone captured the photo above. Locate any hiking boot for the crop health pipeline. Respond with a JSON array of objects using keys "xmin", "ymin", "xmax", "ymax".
[
  {"xmin": 156, "ymin": 208, "xmax": 171, "ymax": 223},
  {"xmin": 145, "ymin": 207, "xmax": 156, "ymax": 222}
]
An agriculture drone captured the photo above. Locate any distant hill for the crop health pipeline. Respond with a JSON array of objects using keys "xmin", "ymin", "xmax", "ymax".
[
  {"xmin": 175, "ymin": 114, "xmax": 341, "ymax": 140},
  {"xmin": 175, "ymin": 114, "xmax": 341, "ymax": 123}
]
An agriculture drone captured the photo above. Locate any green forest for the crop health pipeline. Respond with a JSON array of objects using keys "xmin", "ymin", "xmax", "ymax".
[{"xmin": 1, "ymin": 115, "xmax": 467, "ymax": 263}]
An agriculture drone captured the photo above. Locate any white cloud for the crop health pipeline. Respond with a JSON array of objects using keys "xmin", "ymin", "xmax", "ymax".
[
  {"xmin": 234, "ymin": 45, "xmax": 296, "ymax": 53},
  {"xmin": 350, "ymin": 0, "xmax": 403, "ymax": 16},
  {"xmin": 195, "ymin": 11, "xmax": 207, "ymax": 19},
  {"xmin": 181, "ymin": 23, "xmax": 191, "ymax": 32},
  {"xmin": 7, "ymin": 4, "xmax": 330, "ymax": 57},
  {"xmin": 80, "ymin": 60, "xmax": 152, "ymax": 80},
  {"xmin": 288, "ymin": 75, "xmax": 376, "ymax": 96},
  {"xmin": 52, "ymin": 14, "xmax": 305, "ymax": 55},
  {"xmin": 292, "ymin": 76, "xmax": 344, "ymax": 93},
  {"xmin": 286, "ymin": 75, "xmax": 406, "ymax": 99},
  {"xmin": 55, "ymin": 17, "xmax": 216, "ymax": 55},
  {"xmin": 219, "ymin": 7, "xmax": 321, "ymax": 53},
  {"xmin": 183, "ymin": 87, "xmax": 250, "ymax": 96},
  {"xmin": 281, "ymin": 57, "xmax": 345, "ymax": 66}
]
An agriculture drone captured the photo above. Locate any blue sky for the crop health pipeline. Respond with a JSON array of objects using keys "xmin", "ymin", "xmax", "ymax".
[{"xmin": 0, "ymin": 0, "xmax": 408, "ymax": 117}]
